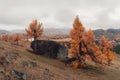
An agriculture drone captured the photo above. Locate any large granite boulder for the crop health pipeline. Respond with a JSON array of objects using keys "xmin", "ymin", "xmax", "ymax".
[{"xmin": 31, "ymin": 40, "xmax": 68, "ymax": 59}]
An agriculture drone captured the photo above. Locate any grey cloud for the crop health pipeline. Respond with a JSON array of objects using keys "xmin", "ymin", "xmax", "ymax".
[
  {"xmin": 0, "ymin": 0, "xmax": 120, "ymax": 30},
  {"xmin": 55, "ymin": 9, "xmax": 75, "ymax": 25},
  {"xmin": 93, "ymin": 8, "xmax": 120, "ymax": 29}
]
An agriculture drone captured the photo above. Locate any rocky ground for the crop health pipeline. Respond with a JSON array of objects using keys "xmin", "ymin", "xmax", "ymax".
[{"xmin": 0, "ymin": 40, "xmax": 120, "ymax": 80}]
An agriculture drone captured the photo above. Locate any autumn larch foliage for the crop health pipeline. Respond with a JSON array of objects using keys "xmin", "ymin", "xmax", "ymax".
[
  {"xmin": 25, "ymin": 19, "xmax": 43, "ymax": 41},
  {"xmin": 99, "ymin": 36, "xmax": 115, "ymax": 64},
  {"xmin": 2, "ymin": 35, "xmax": 9, "ymax": 41},
  {"xmin": 9, "ymin": 35, "xmax": 13, "ymax": 41},
  {"xmin": 12, "ymin": 34, "xmax": 21, "ymax": 45},
  {"xmin": 69, "ymin": 16, "xmax": 115, "ymax": 68}
]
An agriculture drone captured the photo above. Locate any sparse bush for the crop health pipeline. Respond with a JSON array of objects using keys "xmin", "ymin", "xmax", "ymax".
[
  {"xmin": 2, "ymin": 35, "xmax": 9, "ymax": 41},
  {"xmin": 12, "ymin": 34, "xmax": 21, "ymax": 45}
]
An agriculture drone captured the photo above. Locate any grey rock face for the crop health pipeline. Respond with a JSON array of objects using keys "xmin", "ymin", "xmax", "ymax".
[
  {"xmin": 31, "ymin": 40, "xmax": 69, "ymax": 59},
  {"xmin": 10, "ymin": 70, "xmax": 26, "ymax": 80}
]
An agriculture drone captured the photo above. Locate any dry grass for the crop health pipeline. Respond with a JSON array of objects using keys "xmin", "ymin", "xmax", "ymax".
[{"xmin": 0, "ymin": 40, "xmax": 120, "ymax": 80}]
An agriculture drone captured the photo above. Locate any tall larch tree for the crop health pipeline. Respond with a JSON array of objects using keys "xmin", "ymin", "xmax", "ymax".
[
  {"xmin": 25, "ymin": 19, "xmax": 43, "ymax": 53},
  {"xmin": 25, "ymin": 19, "xmax": 43, "ymax": 41},
  {"xmin": 69, "ymin": 16, "xmax": 85, "ymax": 59},
  {"xmin": 69, "ymin": 16, "xmax": 115, "ymax": 68},
  {"xmin": 69, "ymin": 16, "xmax": 89, "ymax": 68}
]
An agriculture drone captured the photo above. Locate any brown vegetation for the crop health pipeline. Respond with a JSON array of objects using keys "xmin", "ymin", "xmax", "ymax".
[
  {"xmin": 0, "ymin": 40, "xmax": 119, "ymax": 80},
  {"xmin": 25, "ymin": 19, "xmax": 43, "ymax": 41},
  {"xmin": 12, "ymin": 34, "xmax": 22, "ymax": 45},
  {"xmin": 0, "ymin": 16, "xmax": 118, "ymax": 80},
  {"xmin": 2, "ymin": 35, "xmax": 9, "ymax": 41},
  {"xmin": 69, "ymin": 16, "xmax": 115, "ymax": 68},
  {"xmin": 99, "ymin": 36, "xmax": 115, "ymax": 64}
]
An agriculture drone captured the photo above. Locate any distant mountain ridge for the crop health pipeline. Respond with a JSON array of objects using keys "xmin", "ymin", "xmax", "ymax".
[
  {"xmin": 0, "ymin": 29, "xmax": 10, "ymax": 35},
  {"xmin": 43, "ymin": 28, "xmax": 70, "ymax": 36},
  {"xmin": 93, "ymin": 29, "xmax": 120, "ymax": 39},
  {"xmin": 4, "ymin": 28, "xmax": 71, "ymax": 36},
  {"xmin": 0, "ymin": 28, "xmax": 120, "ymax": 39}
]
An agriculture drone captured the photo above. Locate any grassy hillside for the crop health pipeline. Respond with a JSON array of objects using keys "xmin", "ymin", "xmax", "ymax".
[
  {"xmin": 93, "ymin": 29, "xmax": 120, "ymax": 39},
  {"xmin": 0, "ymin": 40, "xmax": 120, "ymax": 80}
]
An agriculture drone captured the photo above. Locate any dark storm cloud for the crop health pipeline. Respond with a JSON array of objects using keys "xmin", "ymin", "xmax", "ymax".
[{"xmin": 0, "ymin": 0, "xmax": 120, "ymax": 30}]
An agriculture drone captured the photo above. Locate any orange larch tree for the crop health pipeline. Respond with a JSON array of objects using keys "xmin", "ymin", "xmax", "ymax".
[
  {"xmin": 69, "ymin": 16, "xmax": 85, "ymax": 59},
  {"xmin": 69, "ymin": 16, "xmax": 115, "ymax": 68},
  {"xmin": 2, "ymin": 35, "xmax": 9, "ymax": 41},
  {"xmin": 12, "ymin": 34, "xmax": 21, "ymax": 45},
  {"xmin": 25, "ymin": 19, "xmax": 43, "ymax": 41},
  {"xmin": 25, "ymin": 19, "xmax": 43, "ymax": 53},
  {"xmin": 84, "ymin": 29, "xmax": 103, "ymax": 64},
  {"xmin": 99, "ymin": 36, "xmax": 115, "ymax": 65},
  {"xmin": 69, "ymin": 16, "xmax": 89, "ymax": 68}
]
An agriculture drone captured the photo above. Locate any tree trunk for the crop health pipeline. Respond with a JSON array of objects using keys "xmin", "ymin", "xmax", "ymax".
[
  {"xmin": 79, "ymin": 42, "xmax": 82, "ymax": 56},
  {"xmin": 82, "ymin": 41, "xmax": 97, "ymax": 62},
  {"xmin": 16, "ymin": 41, "xmax": 19, "ymax": 45},
  {"xmin": 33, "ymin": 30, "xmax": 37, "ymax": 53}
]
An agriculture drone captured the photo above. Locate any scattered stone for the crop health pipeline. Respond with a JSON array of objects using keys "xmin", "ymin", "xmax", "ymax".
[
  {"xmin": 4, "ymin": 54, "xmax": 10, "ymax": 63},
  {"xmin": 13, "ymin": 52, "xmax": 20, "ymax": 56},
  {"xmin": 4, "ymin": 75, "xmax": 11, "ymax": 80},
  {"xmin": 0, "ymin": 46, "xmax": 5, "ymax": 50},
  {"xmin": 12, "ymin": 52, "xmax": 20, "ymax": 60},
  {"xmin": 6, "ymin": 52, "xmax": 21, "ymax": 61},
  {"xmin": 10, "ymin": 70, "xmax": 26, "ymax": 80},
  {"xmin": 29, "ymin": 61, "xmax": 37, "ymax": 67},
  {"xmin": 0, "ymin": 69, "xmax": 5, "ymax": 74},
  {"xmin": 21, "ymin": 61, "xmax": 29, "ymax": 67},
  {"xmin": 20, "ymin": 45, "xmax": 24, "ymax": 47},
  {"xmin": 44, "ymin": 68, "xmax": 49, "ymax": 75},
  {"xmin": 0, "ymin": 56, "xmax": 10, "ymax": 66}
]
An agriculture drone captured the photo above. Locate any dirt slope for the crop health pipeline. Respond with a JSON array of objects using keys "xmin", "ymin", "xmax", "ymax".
[{"xmin": 0, "ymin": 41, "xmax": 120, "ymax": 80}]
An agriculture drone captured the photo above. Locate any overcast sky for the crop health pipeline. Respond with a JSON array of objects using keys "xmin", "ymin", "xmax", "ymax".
[{"xmin": 0, "ymin": 0, "xmax": 120, "ymax": 30}]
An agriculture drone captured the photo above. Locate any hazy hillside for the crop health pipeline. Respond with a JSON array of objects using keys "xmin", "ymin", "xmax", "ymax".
[
  {"xmin": 0, "ymin": 28, "xmax": 70, "ymax": 36},
  {"xmin": 43, "ymin": 28, "xmax": 70, "ymax": 36},
  {"xmin": 0, "ymin": 30, "xmax": 10, "ymax": 35},
  {"xmin": 10, "ymin": 29, "xmax": 26, "ymax": 34},
  {"xmin": 93, "ymin": 29, "xmax": 120, "ymax": 39},
  {"xmin": 0, "ymin": 28, "xmax": 120, "ymax": 39}
]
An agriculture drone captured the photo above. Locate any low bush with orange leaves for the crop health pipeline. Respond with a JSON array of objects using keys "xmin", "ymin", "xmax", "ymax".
[
  {"xmin": 12, "ymin": 34, "xmax": 21, "ymax": 45},
  {"xmin": 1, "ymin": 35, "xmax": 9, "ymax": 41},
  {"xmin": 72, "ymin": 60, "xmax": 86, "ymax": 69}
]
